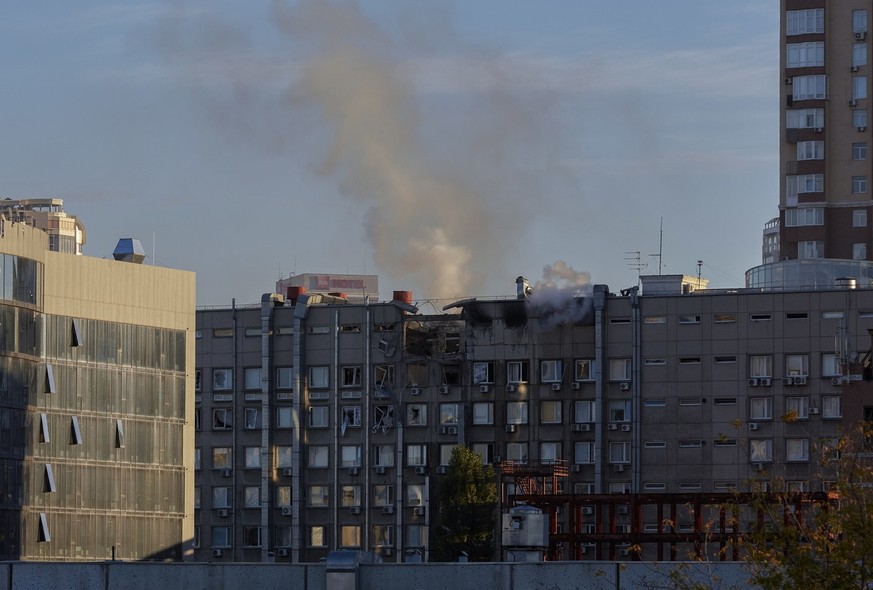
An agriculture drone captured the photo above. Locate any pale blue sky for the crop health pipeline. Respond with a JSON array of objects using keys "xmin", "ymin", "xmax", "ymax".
[{"xmin": 0, "ymin": 1, "xmax": 779, "ymax": 305}]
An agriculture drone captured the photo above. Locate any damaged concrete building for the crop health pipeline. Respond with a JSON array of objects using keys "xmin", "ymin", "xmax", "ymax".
[{"xmin": 193, "ymin": 274, "xmax": 872, "ymax": 562}]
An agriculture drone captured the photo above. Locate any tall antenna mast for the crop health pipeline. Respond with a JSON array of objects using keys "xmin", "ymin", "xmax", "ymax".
[{"xmin": 649, "ymin": 217, "xmax": 664, "ymax": 275}]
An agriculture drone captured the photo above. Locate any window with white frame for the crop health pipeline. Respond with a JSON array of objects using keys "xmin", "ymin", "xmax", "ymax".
[
  {"xmin": 340, "ymin": 485, "xmax": 361, "ymax": 507},
  {"xmin": 822, "ymin": 396, "xmax": 841, "ymax": 418},
  {"xmin": 855, "ymin": 110, "xmax": 869, "ymax": 128},
  {"xmin": 506, "ymin": 442, "xmax": 528, "ymax": 462},
  {"xmin": 574, "ymin": 400, "xmax": 595, "ymax": 423},
  {"xmin": 609, "ymin": 358, "xmax": 631, "ymax": 381},
  {"xmin": 541, "ymin": 442, "xmax": 560, "ymax": 462},
  {"xmin": 785, "ymin": 354, "xmax": 808, "ymax": 376},
  {"xmin": 575, "ymin": 441, "xmax": 594, "ymax": 464},
  {"xmin": 276, "ymin": 446, "xmax": 292, "ymax": 468},
  {"xmin": 309, "ymin": 366, "xmax": 329, "ymax": 389},
  {"xmin": 244, "ymin": 368, "xmax": 261, "ymax": 390},
  {"xmin": 406, "ymin": 524, "xmax": 426, "ymax": 547},
  {"xmin": 373, "ymin": 525, "xmax": 394, "ymax": 548},
  {"xmin": 213, "ymin": 408, "xmax": 232, "ymax": 430},
  {"xmin": 244, "ymin": 447, "xmax": 261, "ymax": 469},
  {"xmin": 786, "ymin": 42, "xmax": 824, "ymax": 68},
  {"xmin": 244, "ymin": 486, "xmax": 260, "ymax": 508},
  {"xmin": 786, "ymin": 438, "xmax": 809, "ymax": 462},
  {"xmin": 472, "ymin": 361, "xmax": 494, "ymax": 384},
  {"xmin": 341, "ymin": 366, "xmax": 362, "ymax": 388},
  {"xmin": 540, "ymin": 400, "xmax": 562, "ymax": 424},
  {"xmin": 472, "ymin": 402, "xmax": 493, "ymax": 425},
  {"xmin": 341, "ymin": 445, "xmax": 361, "ymax": 468},
  {"xmin": 212, "ymin": 526, "xmax": 231, "ymax": 548},
  {"xmin": 506, "ymin": 361, "xmax": 528, "ymax": 384},
  {"xmin": 374, "ymin": 364, "xmax": 394, "ymax": 388},
  {"xmin": 855, "ymin": 44, "xmax": 868, "ymax": 66},
  {"xmin": 821, "ymin": 354, "xmax": 841, "ymax": 377},
  {"xmin": 608, "ymin": 400, "xmax": 631, "ymax": 422},
  {"xmin": 406, "ymin": 444, "xmax": 427, "ymax": 466},
  {"xmin": 341, "ymin": 406, "xmax": 361, "ymax": 429},
  {"xmin": 749, "ymin": 439, "xmax": 773, "ymax": 463},
  {"xmin": 575, "ymin": 359, "xmax": 596, "ymax": 381},
  {"xmin": 786, "ymin": 174, "xmax": 823, "ymax": 200},
  {"xmin": 243, "ymin": 527, "xmax": 262, "ymax": 548},
  {"xmin": 854, "ymin": 176, "xmax": 869, "ymax": 194},
  {"xmin": 750, "ymin": 398, "xmax": 773, "ymax": 420},
  {"xmin": 309, "ymin": 526, "xmax": 326, "ymax": 547},
  {"xmin": 309, "ymin": 406, "xmax": 329, "ymax": 428},
  {"xmin": 213, "ymin": 369, "xmax": 233, "ymax": 391},
  {"xmin": 374, "ymin": 445, "xmax": 394, "ymax": 467},
  {"xmin": 406, "ymin": 484, "xmax": 423, "ymax": 506},
  {"xmin": 308, "ymin": 446, "xmax": 329, "ymax": 468},
  {"xmin": 854, "ymin": 209, "xmax": 868, "ymax": 226},
  {"xmin": 798, "ymin": 241, "xmax": 824, "ymax": 259},
  {"xmin": 506, "ymin": 402, "xmax": 528, "ymax": 424},
  {"xmin": 213, "ymin": 486, "xmax": 231, "ymax": 509},
  {"xmin": 244, "ymin": 408, "xmax": 259, "ymax": 429},
  {"xmin": 374, "ymin": 484, "xmax": 394, "ymax": 507},
  {"xmin": 407, "ymin": 404, "xmax": 427, "ymax": 426},
  {"xmin": 439, "ymin": 403, "xmax": 460, "ymax": 425},
  {"xmin": 276, "ymin": 406, "xmax": 293, "ymax": 429},
  {"xmin": 787, "ymin": 9, "xmax": 824, "ymax": 35},
  {"xmin": 609, "ymin": 442, "xmax": 630, "ymax": 464},
  {"xmin": 212, "ymin": 447, "xmax": 231, "ymax": 469},
  {"xmin": 796, "ymin": 141, "xmax": 824, "ymax": 161},
  {"xmin": 541, "ymin": 360, "xmax": 562, "ymax": 383},
  {"xmin": 785, "ymin": 396, "xmax": 809, "ymax": 420},
  {"xmin": 786, "ymin": 108, "xmax": 824, "ymax": 129},
  {"xmin": 854, "ymin": 77, "xmax": 868, "ymax": 100},
  {"xmin": 276, "ymin": 367, "xmax": 293, "ymax": 390},
  {"xmin": 854, "ymin": 144, "xmax": 869, "ymax": 162},
  {"xmin": 308, "ymin": 485, "xmax": 329, "ymax": 507},
  {"xmin": 791, "ymin": 75, "xmax": 827, "ymax": 100},
  {"xmin": 855, "ymin": 9, "xmax": 868, "ymax": 33},
  {"xmin": 855, "ymin": 243, "xmax": 868, "ymax": 260},
  {"xmin": 784, "ymin": 208, "xmax": 823, "ymax": 227}
]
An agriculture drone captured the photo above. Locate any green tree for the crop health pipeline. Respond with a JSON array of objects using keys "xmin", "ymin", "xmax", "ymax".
[
  {"xmin": 742, "ymin": 423, "xmax": 873, "ymax": 590},
  {"xmin": 431, "ymin": 446, "xmax": 498, "ymax": 561}
]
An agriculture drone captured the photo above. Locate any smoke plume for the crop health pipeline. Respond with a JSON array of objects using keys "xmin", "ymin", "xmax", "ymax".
[
  {"xmin": 152, "ymin": 0, "xmax": 568, "ymax": 300},
  {"xmin": 528, "ymin": 260, "xmax": 593, "ymax": 329}
]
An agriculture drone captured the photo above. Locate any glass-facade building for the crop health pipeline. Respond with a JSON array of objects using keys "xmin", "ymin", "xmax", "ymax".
[{"xmin": 0, "ymin": 221, "xmax": 195, "ymax": 561}]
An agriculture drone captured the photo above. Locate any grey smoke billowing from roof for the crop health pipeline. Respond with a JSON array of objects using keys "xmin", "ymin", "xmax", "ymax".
[
  {"xmin": 528, "ymin": 260, "xmax": 593, "ymax": 329},
  {"xmin": 151, "ymin": 0, "xmax": 571, "ymax": 300}
]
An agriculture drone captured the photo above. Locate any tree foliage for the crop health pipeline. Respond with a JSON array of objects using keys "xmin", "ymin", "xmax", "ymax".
[
  {"xmin": 742, "ymin": 424, "xmax": 873, "ymax": 590},
  {"xmin": 431, "ymin": 446, "xmax": 498, "ymax": 562}
]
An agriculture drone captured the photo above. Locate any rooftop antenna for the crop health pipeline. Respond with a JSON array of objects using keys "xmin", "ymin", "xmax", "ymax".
[
  {"xmin": 697, "ymin": 260, "xmax": 703, "ymax": 284},
  {"xmin": 649, "ymin": 217, "xmax": 664, "ymax": 275},
  {"xmin": 624, "ymin": 251, "xmax": 647, "ymax": 288}
]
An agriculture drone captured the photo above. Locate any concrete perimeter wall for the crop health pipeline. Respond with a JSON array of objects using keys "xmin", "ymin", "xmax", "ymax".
[{"xmin": 0, "ymin": 561, "xmax": 757, "ymax": 590}]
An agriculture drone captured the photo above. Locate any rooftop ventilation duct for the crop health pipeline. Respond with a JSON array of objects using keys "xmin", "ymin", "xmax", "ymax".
[{"xmin": 112, "ymin": 238, "xmax": 146, "ymax": 264}]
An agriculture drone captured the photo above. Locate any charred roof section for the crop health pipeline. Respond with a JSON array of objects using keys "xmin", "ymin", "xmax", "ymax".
[{"xmin": 403, "ymin": 319, "xmax": 464, "ymax": 358}]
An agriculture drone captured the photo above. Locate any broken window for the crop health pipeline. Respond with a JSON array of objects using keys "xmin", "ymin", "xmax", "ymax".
[
  {"xmin": 342, "ymin": 366, "xmax": 362, "ymax": 387},
  {"xmin": 373, "ymin": 405, "xmax": 395, "ymax": 433},
  {"xmin": 473, "ymin": 362, "xmax": 494, "ymax": 384},
  {"xmin": 375, "ymin": 365, "xmax": 394, "ymax": 388}
]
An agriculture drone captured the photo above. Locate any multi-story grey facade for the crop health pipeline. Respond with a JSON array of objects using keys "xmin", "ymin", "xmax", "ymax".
[{"xmin": 194, "ymin": 275, "xmax": 871, "ymax": 563}]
